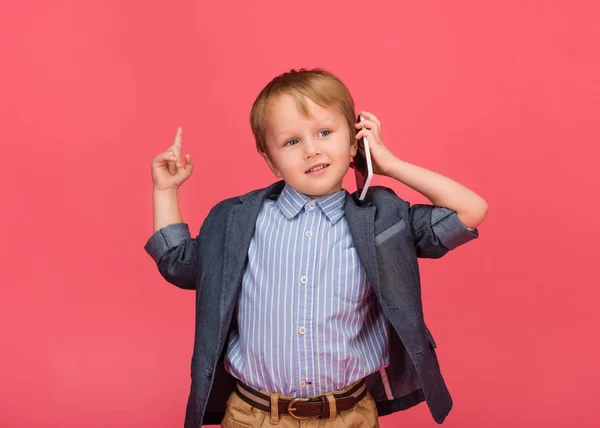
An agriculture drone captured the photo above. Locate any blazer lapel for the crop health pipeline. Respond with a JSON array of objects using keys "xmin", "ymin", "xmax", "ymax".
[
  {"xmin": 344, "ymin": 193, "xmax": 380, "ymax": 297},
  {"xmin": 218, "ymin": 181, "xmax": 286, "ymax": 348}
]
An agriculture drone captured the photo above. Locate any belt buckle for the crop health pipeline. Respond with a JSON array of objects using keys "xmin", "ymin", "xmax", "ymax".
[{"xmin": 287, "ymin": 397, "xmax": 310, "ymax": 420}]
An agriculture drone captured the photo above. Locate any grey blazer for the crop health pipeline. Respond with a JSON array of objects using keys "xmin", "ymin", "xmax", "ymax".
[{"xmin": 144, "ymin": 180, "xmax": 479, "ymax": 427}]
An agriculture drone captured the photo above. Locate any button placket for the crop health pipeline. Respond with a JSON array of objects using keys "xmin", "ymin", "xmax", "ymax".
[{"xmin": 296, "ymin": 209, "xmax": 315, "ymax": 395}]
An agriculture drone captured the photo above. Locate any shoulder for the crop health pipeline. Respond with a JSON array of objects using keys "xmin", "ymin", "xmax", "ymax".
[
  {"xmin": 204, "ymin": 182, "xmax": 277, "ymax": 222},
  {"xmin": 346, "ymin": 186, "xmax": 410, "ymax": 225},
  {"xmin": 365, "ymin": 185, "xmax": 409, "ymax": 208},
  {"xmin": 369, "ymin": 185, "xmax": 404, "ymax": 200}
]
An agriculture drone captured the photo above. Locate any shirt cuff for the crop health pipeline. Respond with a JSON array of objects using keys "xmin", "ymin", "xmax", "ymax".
[
  {"xmin": 144, "ymin": 223, "xmax": 191, "ymax": 265},
  {"xmin": 430, "ymin": 207, "xmax": 479, "ymax": 250}
]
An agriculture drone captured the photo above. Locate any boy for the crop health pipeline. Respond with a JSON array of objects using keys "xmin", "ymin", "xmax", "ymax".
[{"xmin": 145, "ymin": 68, "xmax": 487, "ymax": 427}]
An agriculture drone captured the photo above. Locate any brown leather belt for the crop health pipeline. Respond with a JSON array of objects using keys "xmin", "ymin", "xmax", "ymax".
[{"xmin": 235, "ymin": 379, "xmax": 367, "ymax": 420}]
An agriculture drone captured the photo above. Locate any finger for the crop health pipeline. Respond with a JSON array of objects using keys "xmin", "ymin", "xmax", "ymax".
[
  {"xmin": 166, "ymin": 147, "xmax": 178, "ymax": 173},
  {"xmin": 358, "ymin": 119, "xmax": 381, "ymax": 137},
  {"xmin": 164, "ymin": 143, "xmax": 181, "ymax": 174},
  {"xmin": 355, "ymin": 129, "xmax": 377, "ymax": 144},
  {"xmin": 354, "ymin": 119, "xmax": 377, "ymax": 131},
  {"xmin": 153, "ymin": 151, "xmax": 178, "ymax": 166},
  {"xmin": 175, "ymin": 154, "xmax": 193, "ymax": 179},
  {"xmin": 359, "ymin": 111, "xmax": 381, "ymax": 127},
  {"xmin": 172, "ymin": 127, "xmax": 182, "ymax": 156},
  {"xmin": 183, "ymin": 154, "xmax": 194, "ymax": 175},
  {"xmin": 355, "ymin": 129, "xmax": 371, "ymax": 140}
]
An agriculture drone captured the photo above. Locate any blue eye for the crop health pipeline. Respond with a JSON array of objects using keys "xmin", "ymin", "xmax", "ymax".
[
  {"xmin": 286, "ymin": 139, "xmax": 299, "ymax": 146},
  {"xmin": 320, "ymin": 130, "xmax": 331, "ymax": 137}
]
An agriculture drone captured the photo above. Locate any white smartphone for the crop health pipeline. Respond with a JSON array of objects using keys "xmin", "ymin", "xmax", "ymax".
[{"xmin": 354, "ymin": 114, "xmax": 373, "ymax": 201}]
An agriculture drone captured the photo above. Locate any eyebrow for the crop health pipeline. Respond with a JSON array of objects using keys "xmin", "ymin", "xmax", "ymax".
[{"xmin": 274, "ymin": 119, "xmax": 336, "ymax": 138}]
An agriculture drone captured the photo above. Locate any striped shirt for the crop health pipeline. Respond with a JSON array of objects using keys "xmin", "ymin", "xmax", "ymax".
[{"xmin": 224, "ymin": 183, "xmax": 390, "ymax": 397}]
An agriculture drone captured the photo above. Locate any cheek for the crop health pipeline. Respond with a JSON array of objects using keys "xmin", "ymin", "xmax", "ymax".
[
  {"xmin": 331, "ymin": 140, "xmax": 354, "ymax": 159},
  {"xmin": 273, "ymin": 152, "xmax": 299, "ymax": 173}
]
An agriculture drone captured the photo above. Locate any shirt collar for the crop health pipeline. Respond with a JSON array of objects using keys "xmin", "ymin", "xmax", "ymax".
[{"xmin": 274, "ymin": 183, "xmax": 347, "ymax": 224}]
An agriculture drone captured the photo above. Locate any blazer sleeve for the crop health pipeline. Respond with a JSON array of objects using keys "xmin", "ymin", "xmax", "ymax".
[
  {"xmin": 409, "ymin": 204, "xmax": 479, "ymax": 258},
  {"xmin": 144, "ymin": 222, "xmax": 198, "ymax": 290}
]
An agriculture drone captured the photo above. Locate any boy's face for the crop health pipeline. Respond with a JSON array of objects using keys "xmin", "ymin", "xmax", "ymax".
[{"xmin": 261, "ymin": 93, "xmax": 357, "ymax": 199}]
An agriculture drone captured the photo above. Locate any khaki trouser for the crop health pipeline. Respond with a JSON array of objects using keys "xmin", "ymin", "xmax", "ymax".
[{"xmin": 221, "ymin": 380, "xmax": 380, "ymax": 428}]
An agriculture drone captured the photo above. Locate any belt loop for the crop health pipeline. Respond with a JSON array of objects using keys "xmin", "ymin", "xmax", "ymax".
[
  {"xmin": 326, "ymin": 393, "xmax": 337, "ymax": 421},
  {"xmin": 270, "ymin": 393, "xmax": 280, "ymax": 424}
]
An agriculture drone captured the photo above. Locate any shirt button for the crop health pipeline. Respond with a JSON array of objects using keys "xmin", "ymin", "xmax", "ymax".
[
  {"xmin": 299, "ymin": 380, "xmax": 307, "ymax": 387},
  {"xmin": 298, "ymin": 327, "xmax": 306, "ymax": 335},
  {"xmin": 205, "ymin": 368, "xmax": 213, "ymax": 378},
  {"xmin": 300, "ymin": 276, "xmax": 308, "ymax": 284},
  {"xmin": 305, "ymin": 230, "xmax": 313, "ymax": 237},
  {"xmin": 306, "ymin": 201, "xmax": 315, "ymax": 210}
]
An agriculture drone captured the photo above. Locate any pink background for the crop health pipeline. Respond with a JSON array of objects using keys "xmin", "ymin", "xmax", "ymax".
[{"xmin": 1, "ymin": 1, "xmax": 598, "ymax": 427}]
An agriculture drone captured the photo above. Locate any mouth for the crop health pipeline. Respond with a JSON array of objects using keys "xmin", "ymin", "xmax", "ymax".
[{"xmin": 305, "ymin": 163, "xmax": 330, "ymax": 174}]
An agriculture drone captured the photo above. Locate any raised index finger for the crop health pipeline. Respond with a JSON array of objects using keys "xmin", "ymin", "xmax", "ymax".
[{"xmin": 172, "ymin": 127, "xmax": 182, "ymax": 155}]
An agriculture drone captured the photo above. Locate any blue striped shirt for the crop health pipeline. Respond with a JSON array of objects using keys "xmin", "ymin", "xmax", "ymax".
[{"xmin": 224, "ymin": 183, "xmax": 390, "ymax": 397}]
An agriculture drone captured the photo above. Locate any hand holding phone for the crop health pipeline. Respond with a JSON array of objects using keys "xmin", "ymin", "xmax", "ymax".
[{"xmin": 354, "ymin": 115, "xmax": 373, "ymax": 201}]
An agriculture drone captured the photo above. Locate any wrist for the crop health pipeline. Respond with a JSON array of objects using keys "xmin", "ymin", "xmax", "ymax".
[
  {"xmin": 382, "ymin": 156, "xmax": 404, "ymax": 178},
  {"xmin": 153, "ymin": 186, "xmax": 179, "ymax": 194}
]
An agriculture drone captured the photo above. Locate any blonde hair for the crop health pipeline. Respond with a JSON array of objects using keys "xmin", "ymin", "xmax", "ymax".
[{"xmin": 250, "ymin": 68, "xmax": 356, "ymax": 154}]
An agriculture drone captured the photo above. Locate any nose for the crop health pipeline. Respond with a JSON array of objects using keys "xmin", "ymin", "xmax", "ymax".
[{"xmin": 303, "ymin": 139, "xmax": 321, "ymax": 159}]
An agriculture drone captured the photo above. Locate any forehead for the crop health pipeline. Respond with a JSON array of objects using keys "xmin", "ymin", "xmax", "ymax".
[{"xmin": 265, "ymin": 93, "xmax": 341, "ymax": 131}]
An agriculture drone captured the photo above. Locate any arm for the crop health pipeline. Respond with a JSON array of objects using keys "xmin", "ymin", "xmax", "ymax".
[
  {"xmin": 355, "ymin": 111, "xmax": 486, "ymax": 258},
  {"xmin": 389, "ymin": 160, "xmax": 485, "ymax": 258},
  {"xmin": 355, "ymin": 111, "xmax": 489, "ymax": 230},
  {"xmin": 385, "ymin": 158, "xmax": 488, "ymax": 230},
  {"xmin": 153, "ymin": 188, "xmax": 183, "ymax": 232},
  {"xmin": 144, "ymin": 188, "xmax": 198, "ymax": 290},
  {"xmin": 145, "ymin": 128, "xmax": 198, "ymax": 289}
]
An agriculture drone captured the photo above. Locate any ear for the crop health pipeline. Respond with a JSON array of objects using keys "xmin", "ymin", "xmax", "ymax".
[
  {"xmin": 260, "ymin": 151, "xmax": 282, "ymax": 178},
  {"xmin": 350, "ymin": 138, "xmax": 358, "ymax": 158}
]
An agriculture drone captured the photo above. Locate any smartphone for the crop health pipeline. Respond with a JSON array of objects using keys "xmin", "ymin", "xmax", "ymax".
[{"xmin": 354, "ymin": 114, "xmax": 373, "ymax": 201}]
